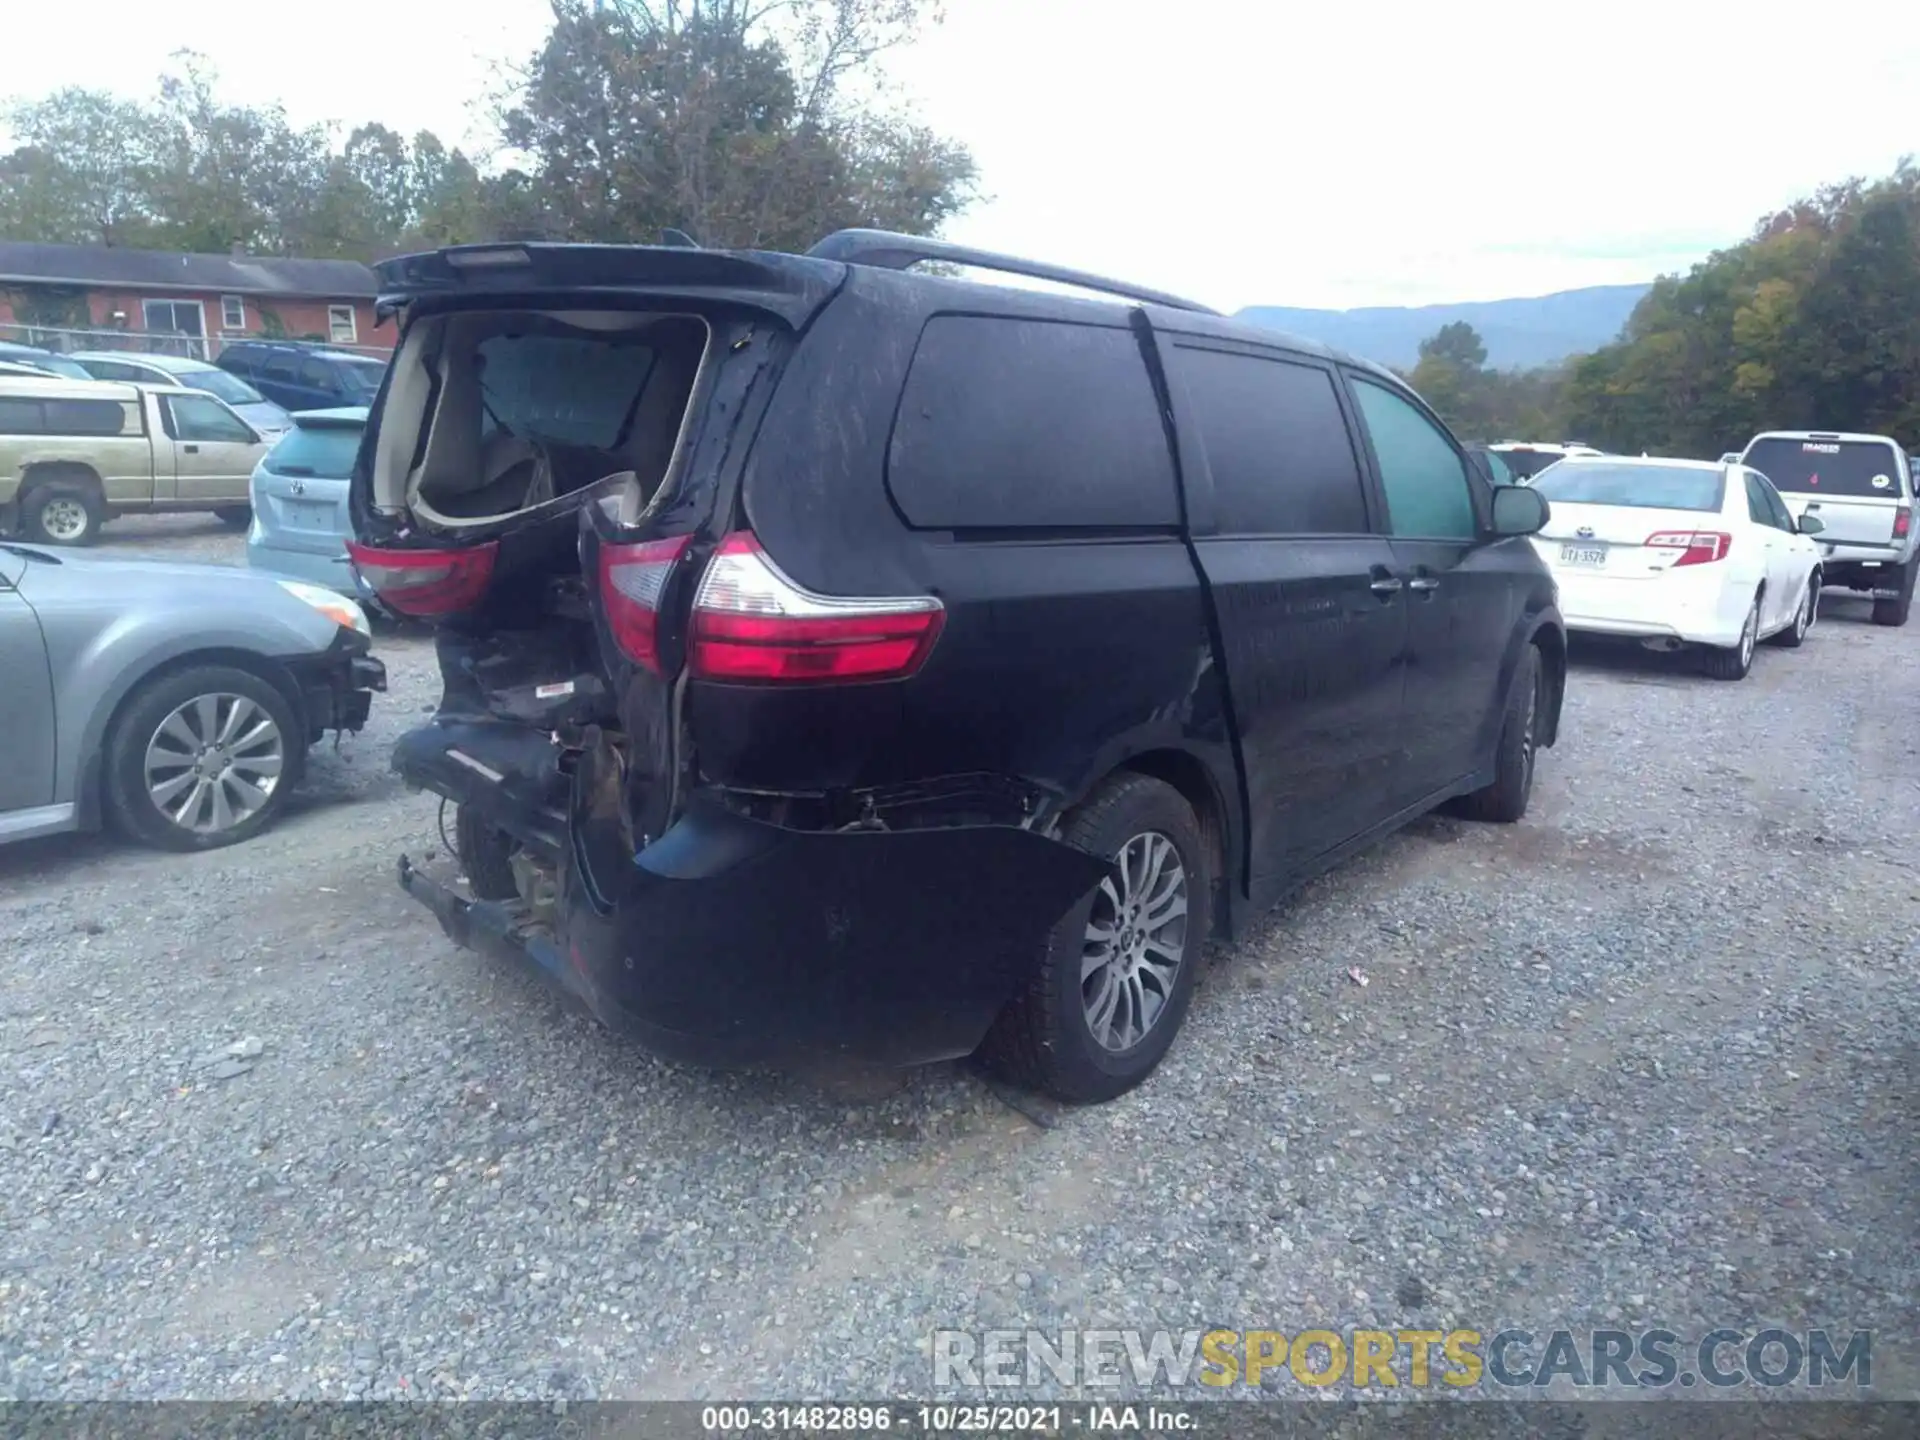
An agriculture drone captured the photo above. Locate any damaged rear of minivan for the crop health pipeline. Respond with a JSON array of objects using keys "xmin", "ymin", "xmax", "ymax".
[{"xmin": 350, "ymin": 241, "xmax": 1115, "ymax": 1089}]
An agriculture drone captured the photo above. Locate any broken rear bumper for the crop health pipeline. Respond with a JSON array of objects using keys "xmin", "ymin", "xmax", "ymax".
[{"xmin": 397, "ymin": 796, "xmax": 1109, "ymax": 1070}]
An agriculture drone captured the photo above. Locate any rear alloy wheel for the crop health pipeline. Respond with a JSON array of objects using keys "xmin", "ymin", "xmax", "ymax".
[
  {"xmin": 104, "ymin": 664, "xmax": 301, "ymax": 851},
  {"xmin": 978, "ymin": 773, "xmax": 1211, "ymax": 1104},
  {"xmin": 1452, "ymin": 644, "xmax": 1540, "ymax": 824},
  {"xmin": 1872, "ymin": 559, "xmax": 1915, "ymax": 628},
  {"xmin": 1771, "ymin": 576, "xmax": 1817, "ymax": 649},
  {"xmin": 1702, "ymin": 597, "xmax": 1759, "ymax": 681}
]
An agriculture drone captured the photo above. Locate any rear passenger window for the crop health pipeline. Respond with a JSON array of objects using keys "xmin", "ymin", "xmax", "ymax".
[
  {"xmin": 1350, "ymin": 379, "xmax": 1478, "ymax": 540},
  {"xmin": 1170, "ymin": 345, "xmax": 1368, "ymax": 534},
  {"xmin": 0, "ymin": 398, "xmax": 43, "ymax": 434},
  {"xmin": 42, "ymin": 398, "xmax": 134, "ymax": 436},
  {"xmin": 887, "ymin": 316, "xmax": 1177, "ymax": 530}
]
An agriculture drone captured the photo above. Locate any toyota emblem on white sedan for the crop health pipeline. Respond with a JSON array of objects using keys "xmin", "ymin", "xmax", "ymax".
[
  {"xmin": 290, "ymin": 478, "xmax": 306, "ymax": 496},
  {"xmin": 1576, "ymin": 525, "xmax": 1595, "ymax": 538}
]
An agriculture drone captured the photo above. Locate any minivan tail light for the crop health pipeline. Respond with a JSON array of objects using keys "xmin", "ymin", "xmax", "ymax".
[
  {"xmin": 345, "ymin": 540, "xmax": 497, "ymax": 616},
  {"xmin": 689, "ymin": 532, "xmax": 945, "ymax": 683},
  {"xmin": 1895, "ymin": 506, "xmax": 1911, "ymax": 538},
  {"xmin": 1645, "ymin": 530, "xmax": 1732, "ymax": 566},
  {"xmin": 598, "ymin": 534, "xmax": 694, "ymax": 673}
]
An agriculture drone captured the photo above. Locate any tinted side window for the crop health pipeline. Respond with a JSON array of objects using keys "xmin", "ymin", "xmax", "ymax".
[
  {"xmin": 262, "ymin": 354, "xmax": 300, "ymax": 383},
  {"xmin": 299, "ymin": 358, "xmax": 338, "ymax": 390},
  {"xmin": 887, "ymin": 316, "xmax": 1177, "ymax": 529},
  {"xmin": 0, "ymin": 398, "xmax": 44, "ymax": 434},
  {"xmin": 44, "ymin": 398, "xmax": 134, "ymax": 436},
  {"xmin": 1350, "ymin": 379, "xmax": 1477, "ymax": 540},
  {"xmin": 1171, "ymin": 345, "xmax": 1368, "ymax": 535},
  {"xmin": 1744, "ymin": 473, "xmax": 1774, "ymax": 526}
]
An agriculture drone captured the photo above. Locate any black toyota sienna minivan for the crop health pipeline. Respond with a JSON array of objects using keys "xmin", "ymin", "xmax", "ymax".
[{"xmin": 347, "ymin": 230, "xmax": 1565, "ymax": 1103}]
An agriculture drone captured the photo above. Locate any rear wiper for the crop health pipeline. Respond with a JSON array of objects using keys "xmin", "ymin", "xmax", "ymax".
[{"xmin": 0, "ymin": 541, "xmax": 61, "ymax": 564}]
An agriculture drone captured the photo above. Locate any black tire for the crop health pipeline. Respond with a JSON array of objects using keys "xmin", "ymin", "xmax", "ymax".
[
  {"xmin": 214, "ymin": 505, "xmax": 253, "ymax": 528},
  {"xmin": 20, "ymin": 478, "xmax": 105, "ymax": 546},
  {"xmin": 103, "ymin": 663, "xmax": 303, "ymax": 852},
  {"xmin": 1771, "ymin": 574, "xmax": 1818, "ymax": 648},
  {"xmin": 978, "ymin": 773, "xmax": 1212, "ymax": 1104},
  {"xmin": 455, "ymin": 805, "xmax": 521, "ymax": 901},
  {"xmin": 1701, "ymin": 596, "xmax": 1760, "ymax": 681},
  {"xmin": 1453, "ymin": 644, "xmax": 1541, "ymax": 824},
  {"xmin": 1872, "ymin": 560, "xmax": 1914, "ymax": 628}
]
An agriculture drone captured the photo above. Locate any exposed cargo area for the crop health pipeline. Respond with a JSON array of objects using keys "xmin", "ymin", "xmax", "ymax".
[{"xmin": 367, "ymin": 307, "xmax": 710, "ymax": 532}]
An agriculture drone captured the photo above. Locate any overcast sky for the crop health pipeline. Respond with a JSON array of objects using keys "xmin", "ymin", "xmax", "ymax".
[{"xmin": 8, "ymin": 0, "xmax": 1919, "ymax": 311}]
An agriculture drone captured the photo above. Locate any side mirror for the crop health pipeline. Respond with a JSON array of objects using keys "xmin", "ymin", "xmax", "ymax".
[
  {"xmin": 1490, "ymin": 484, "xmax": 1550, "ymax": 537},
  {"xmin": 1797, "ymin": 514, "xmax": 1825, "ymax": 536}
]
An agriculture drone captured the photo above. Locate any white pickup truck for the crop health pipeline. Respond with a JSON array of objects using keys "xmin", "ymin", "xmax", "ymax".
[
  {"xmin": 1738, "ymin": 431, "xmax": 1918, "ymax": 627},
  {"xmin": 0, "ymin": 374, "xmax": 266, "ymax": 546}
]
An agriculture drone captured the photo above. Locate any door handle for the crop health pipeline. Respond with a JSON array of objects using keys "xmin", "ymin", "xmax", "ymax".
[
  {"xmin": 1408, "ymin": 576, "xmax": 1441, "ymax": 593},
  {"xmin": 1369, "ymin": 576, "xmax": 1404, "ymax": 597},
  {"xmin": 183, "ymin": 444, "xmax": 200, "ymax": 454}
]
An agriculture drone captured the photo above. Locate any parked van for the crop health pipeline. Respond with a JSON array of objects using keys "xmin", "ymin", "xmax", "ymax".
[
  {"xmin": 1738, "ymin": 430, "xmax": 1917, "ymax": 626},
  {"xmin": 0, "ymin": 375, "xmax": 266, "ymax": 544},
  {"xmin": 349, "ymin": 233, "xmax": 1567, "ymax": 1102},
  {"xmin": 216, "ymin": 341, "xmax": 387, "ymax": 414}
]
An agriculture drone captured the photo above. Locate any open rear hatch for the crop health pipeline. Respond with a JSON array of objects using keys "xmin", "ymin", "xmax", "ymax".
[{"xmin": 351, "ymin": 242, "xmax": 849, "ymax": 847}]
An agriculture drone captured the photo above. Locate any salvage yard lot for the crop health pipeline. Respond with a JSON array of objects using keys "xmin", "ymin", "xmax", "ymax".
[{"xmin": 2, "ymin": 516, "xmax": 1916, "ymax": 1400}]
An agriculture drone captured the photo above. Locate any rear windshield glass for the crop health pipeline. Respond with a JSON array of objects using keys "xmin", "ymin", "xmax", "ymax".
[
  {"xmin": 1742, "ymin": 437, "xmax": 1905, "ymax": 498},
  {"xmin": 184, "ymin": 369, "xmax": 267, "ymax": 406},
  {"xmin": 1492, "ymin": 447, "xmax": 1566, "ymax": 479},
  {"xmin": 265, "ymin": 422, "xmax": 364, "ymax": 479},
  {"xmin": 1531, "ymin": 462, "xmax": 1725, "ymax": 512},
  {"xmin": 475, "ymin": 335, "xmax": 658, "ymax": 449}
]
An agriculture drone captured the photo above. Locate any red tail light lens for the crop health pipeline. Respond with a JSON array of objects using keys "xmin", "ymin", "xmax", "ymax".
[
  {"xmin": 345, "ymin": 540, "xmax": 497, "ymax": 616},
  {"xmin": 689, "ymin": 532, "xmax": 945, "ymax": 683},
  {"xmin": 1645, "ymin": 530, "xmax": 1732, "ymax": 567},
  {"xmin": 1895, "ymin": 506, "xmax": 1911, "ymax": 538},
  {"xmin": 598, "ymin": 534, "xmax": 693, "ymax": 673}
]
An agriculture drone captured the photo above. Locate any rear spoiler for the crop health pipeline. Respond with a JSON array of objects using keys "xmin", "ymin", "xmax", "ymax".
[{"xmin": 372, "ymin": 242, "xmax": 847, "ymax": 329}]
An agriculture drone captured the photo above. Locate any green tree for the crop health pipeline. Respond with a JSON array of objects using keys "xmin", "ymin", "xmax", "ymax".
[
  {"xmin": 0, "ymin": 89, "xmax": 160, "ymax": 247},
  {"xmin": 0, "ymin": 56, "xmax": 495, "ymax": 261},
  {"xmin": 497, "ymin": 0, "xmax": 976, "ymax": 250},
  {"xmin": 1564, "ymin": 158, "xmax": 1920, "ymax": 455}
]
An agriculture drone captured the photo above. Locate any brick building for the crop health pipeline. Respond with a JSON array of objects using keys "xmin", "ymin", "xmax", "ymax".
[{"xmin": 0, "ymin": 240, "xmax": 391, "ymax": 359}]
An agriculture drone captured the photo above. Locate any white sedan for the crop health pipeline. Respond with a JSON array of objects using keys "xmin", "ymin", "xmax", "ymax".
[{"xmin": 1528, "ymin": 456, "xmax": 1826, "ymax": 680}]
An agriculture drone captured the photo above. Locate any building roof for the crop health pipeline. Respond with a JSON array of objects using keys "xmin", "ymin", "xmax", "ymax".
[{"xmin": 0, "ymin": 241, "xmax": 377, "ymax": 299}]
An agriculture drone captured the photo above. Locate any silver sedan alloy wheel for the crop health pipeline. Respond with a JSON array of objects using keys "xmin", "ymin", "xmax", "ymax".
[
  {"xmin": 1081, "ymin": 830, "xmax": 1189, "ymax": 1052},
  {"xmin": 143, "ymin": 693, "xmax": 286, "ymax": 835}
]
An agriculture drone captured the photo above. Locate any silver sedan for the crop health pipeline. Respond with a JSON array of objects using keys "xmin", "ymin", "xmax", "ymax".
[{"xmin": 0, "ymin": 542, "xmax": 386, "ymax": 851}]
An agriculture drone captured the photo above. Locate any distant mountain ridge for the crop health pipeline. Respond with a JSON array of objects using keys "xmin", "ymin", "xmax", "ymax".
[{"xmin": 1235, "ymin": 283, "xmax": 1653, "ymax": 371}]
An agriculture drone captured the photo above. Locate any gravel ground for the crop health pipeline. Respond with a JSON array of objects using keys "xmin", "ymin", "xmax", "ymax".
[{"xmin": 2, "ymin": 519, "xmax": 1915, "ymax": 1403}]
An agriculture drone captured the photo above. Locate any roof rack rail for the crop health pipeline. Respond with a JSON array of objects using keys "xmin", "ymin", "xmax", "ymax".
[{"xmin": 807, "ymin": 228, "xmax": 1219, "ymax": 315}]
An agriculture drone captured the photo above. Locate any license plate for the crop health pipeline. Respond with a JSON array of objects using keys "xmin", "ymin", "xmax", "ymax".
[
  {"xmin": 1560, "ymin": 544, "xmax": 1607, "ymax": 567},
  {"xmin": 282, "ymin": 499, "xmax": 334, "ymax": 530}
]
